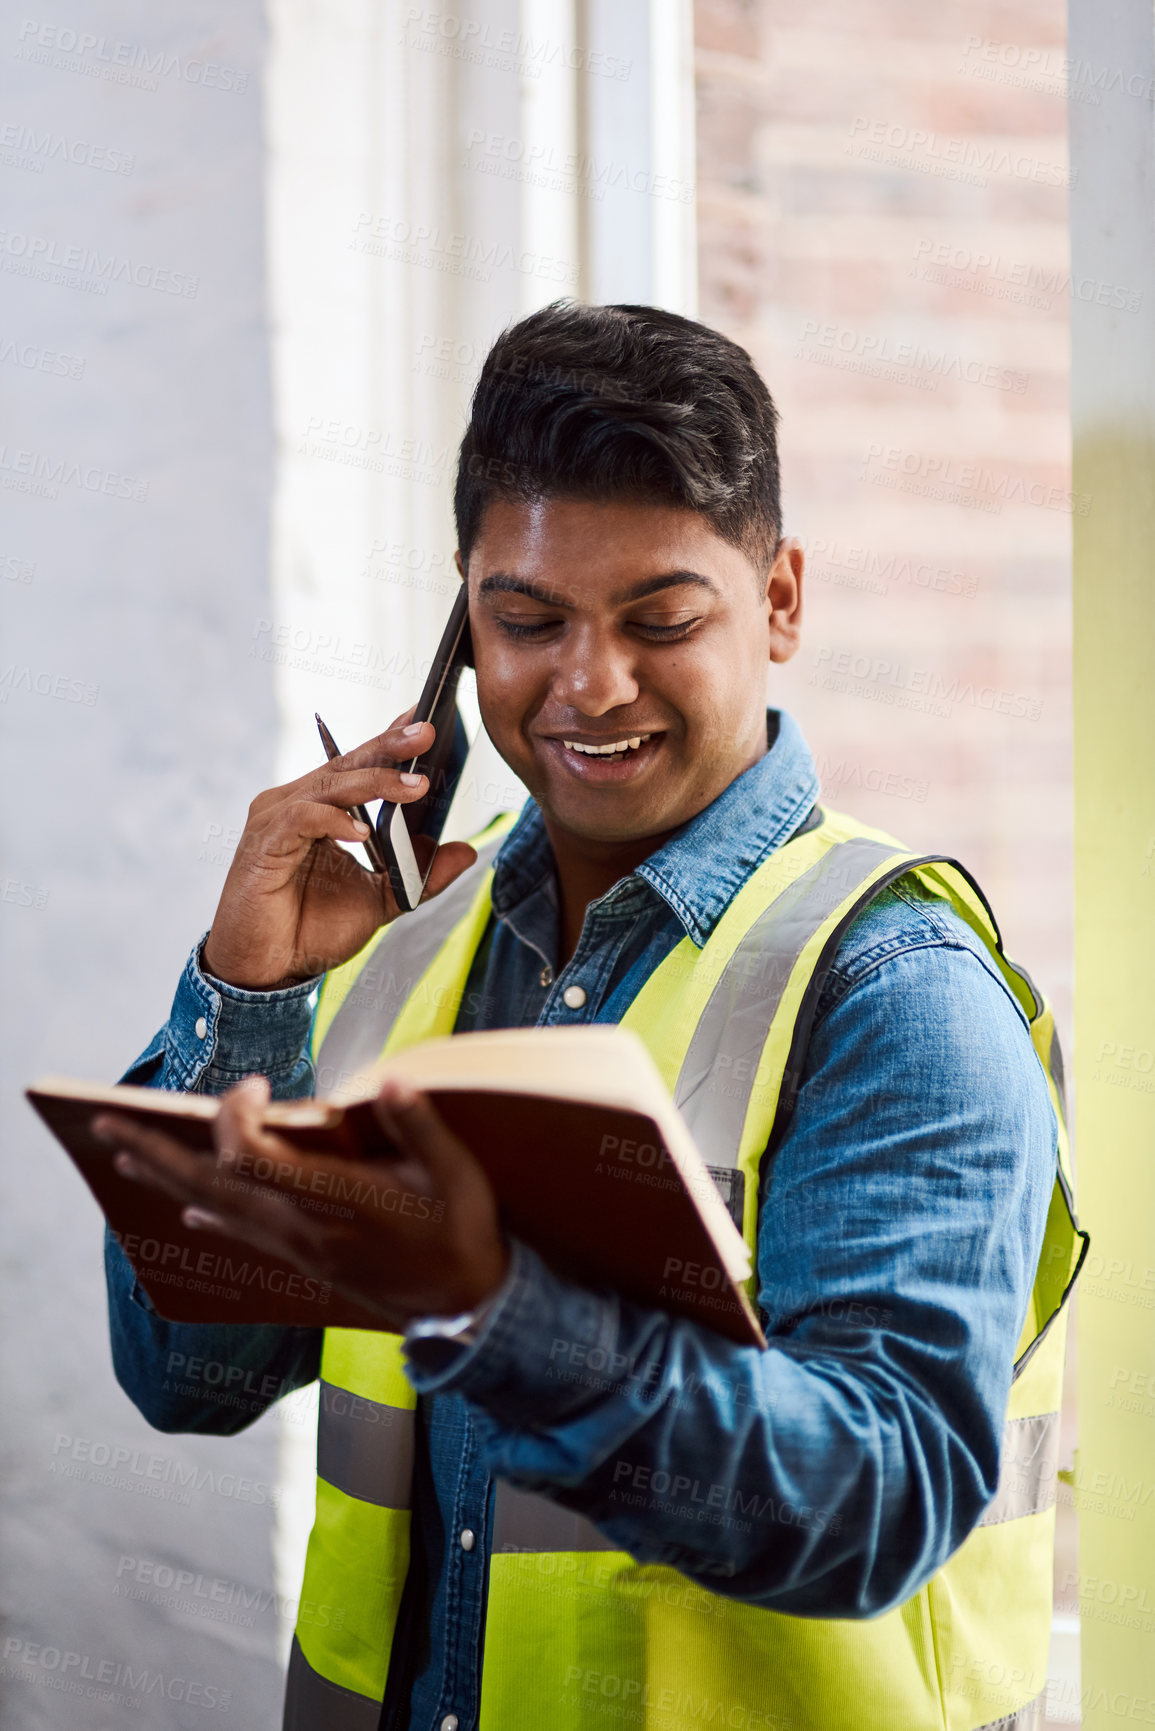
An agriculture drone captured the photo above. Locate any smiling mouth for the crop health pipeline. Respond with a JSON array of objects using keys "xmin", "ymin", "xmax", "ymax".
[{"xmin": 561, "ymin": 733, "xmax": 653, "ymax": 761}]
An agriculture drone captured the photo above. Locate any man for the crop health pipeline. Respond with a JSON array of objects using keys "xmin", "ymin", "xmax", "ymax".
[{"xmin": 99, "ymin": 303, "xmax": 1083, "ymax": 1731}]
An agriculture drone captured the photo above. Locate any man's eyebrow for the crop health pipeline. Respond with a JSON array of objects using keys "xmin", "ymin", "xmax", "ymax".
[
  {"xmin": 614, "ymin": 571, "xmax": 720, "ymax": 603},
  {"xmin": 475, "ymin": 570, "xmax": 720, "ymax": 607},
  {"xmin": 477, "ymin": 574, "xmax": 572, "ymax": 607}
]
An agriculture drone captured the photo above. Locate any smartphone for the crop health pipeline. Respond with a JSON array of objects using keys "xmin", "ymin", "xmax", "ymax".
[{"xmin": 376, "ymin": 586, "xmax": 474, "ymax": 912}]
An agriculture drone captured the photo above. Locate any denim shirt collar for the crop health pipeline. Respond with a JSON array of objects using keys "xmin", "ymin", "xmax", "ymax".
[{"xmin": 491, "ymin": 709, "xmax": 821, "ymax": 950}]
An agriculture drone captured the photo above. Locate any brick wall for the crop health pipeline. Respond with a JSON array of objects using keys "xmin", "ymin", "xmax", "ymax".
[
  {"xmin": 694, "ymin": 0, "xmax": 1073, "ymax": 1042},
  {"xmin": 693, "ymin": 7, "xmax": 1080, "ymax": 1712}
]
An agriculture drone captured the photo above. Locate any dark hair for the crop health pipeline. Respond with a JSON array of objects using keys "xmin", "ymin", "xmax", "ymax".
[{"xmin": 454, "ymin": 302, "xmax": 781, "ymax": 575}]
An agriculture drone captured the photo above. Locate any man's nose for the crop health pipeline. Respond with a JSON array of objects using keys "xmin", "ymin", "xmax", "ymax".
[{"xmin": 550, "ymin": 624, "xmax": 640, "ymax": 716}]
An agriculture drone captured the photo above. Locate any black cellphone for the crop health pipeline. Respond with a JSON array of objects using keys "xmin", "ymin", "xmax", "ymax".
[{"xmin": 376, "ymin": 585, "xmax": 474, "ymax": 912}]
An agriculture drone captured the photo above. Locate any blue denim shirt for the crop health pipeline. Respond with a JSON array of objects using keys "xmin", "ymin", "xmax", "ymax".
[{"xmin": 104, "ymin": 710, "xmax": 1056, "ymax": 1731}]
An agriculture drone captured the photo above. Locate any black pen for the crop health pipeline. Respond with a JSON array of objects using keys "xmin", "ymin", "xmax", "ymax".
[{"xmin": 314, "ymin": 712, "xmax": 389, "ymax": 874}]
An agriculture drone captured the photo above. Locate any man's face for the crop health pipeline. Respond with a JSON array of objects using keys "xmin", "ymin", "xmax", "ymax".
[{"xmin": 465, "ymin": 496, "xmax": 802, "ymax": 846}]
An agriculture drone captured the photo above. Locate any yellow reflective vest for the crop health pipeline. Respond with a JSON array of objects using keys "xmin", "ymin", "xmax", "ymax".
[{"xmin": 283, "ymin": 806, "xmax": 1086, "ymax": 1731}]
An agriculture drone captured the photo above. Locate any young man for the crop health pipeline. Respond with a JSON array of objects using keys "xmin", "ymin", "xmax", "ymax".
[{"xmin": 100, "ymin": 303, "xmax": 1082, "ymax": 1731}]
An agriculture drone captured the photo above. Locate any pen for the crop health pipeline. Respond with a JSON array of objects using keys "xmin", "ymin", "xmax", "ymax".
[{"xmin": 314, "ymin": 712, "xmax": 389, "ymax": 874}]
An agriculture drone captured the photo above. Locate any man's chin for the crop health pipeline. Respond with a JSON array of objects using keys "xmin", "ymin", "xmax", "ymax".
[{"xmin": 535, "ymin": 791, "xmax": 682, "ymax": 849}]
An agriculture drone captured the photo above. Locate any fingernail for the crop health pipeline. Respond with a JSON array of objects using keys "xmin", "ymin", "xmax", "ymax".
[
  {"xmin": 400, "ymin": 772, "xmax": 422, "ymax": 787},
  {"xmin": 183, "ymin": 1206, "xmax": 224, "ymax": 1231},
  {"xmin": 239, "ymin": 1074, "xmax": 271, "ymax": 1098},
  {"xmin": 402, "ymin": 722, "xmax": 424, "ymax": 736},
  {"xmin": 352, "ymin": 819, "xmax": 370, "ymax": 836},
  {"xmin": 114, "ymin": 1152, "xmax": 138, "ymax": 1178}
]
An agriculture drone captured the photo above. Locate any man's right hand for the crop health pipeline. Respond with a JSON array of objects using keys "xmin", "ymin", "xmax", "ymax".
[{"xmin": 200, "ymin": 713, "xmax": 478, "ymax": 990}]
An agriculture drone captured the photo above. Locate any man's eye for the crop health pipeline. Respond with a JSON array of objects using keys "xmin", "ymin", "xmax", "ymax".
[
  {"xmin": 494, "ymin": 615, "xmax": 560, "ymax": 639},
  {"xmin": 632, "ymin": 617, "xmax": 701, "ymax": 641}
]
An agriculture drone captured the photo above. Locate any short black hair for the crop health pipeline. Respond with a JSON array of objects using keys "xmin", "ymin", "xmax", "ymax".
[{"xmin": 454, "ymin": 302, "xmax": 781, "ymax": 575}]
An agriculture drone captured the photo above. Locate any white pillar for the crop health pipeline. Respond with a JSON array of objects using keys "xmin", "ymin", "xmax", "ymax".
[
  {"xmin": 580, "ymin": 0, "xmax": 698, "ymax": 310},
  {"xmin": 1068, "ymin": 0, "xmax": 1155, "ymax": 1722},
  {"xmin": 265, "ymin": 0, "xmax": 697, "ymax": 785},
  {"xmin": 266, "ymin": 0, "xmax": 697, "ymax": 1638}
]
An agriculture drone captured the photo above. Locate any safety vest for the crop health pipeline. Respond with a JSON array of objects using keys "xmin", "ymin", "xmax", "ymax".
[{"xmin": 283, "ymin": 806, "xmax": 1086, "ymax": 1731}]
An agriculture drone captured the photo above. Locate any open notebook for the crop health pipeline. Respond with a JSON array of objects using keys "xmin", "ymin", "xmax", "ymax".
[{"xmin": 28, "ymin": 1025, "xmax": 763, "ymax": 1346}]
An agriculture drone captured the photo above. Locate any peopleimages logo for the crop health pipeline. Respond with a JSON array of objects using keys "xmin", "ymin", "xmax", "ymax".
[
  {"xmin": 846, "ymin": 117, "xmax": 1074, "ymax": 188},
  {"xmin": 0, "ymin": 442, "xmax": 147, "ymax": 501},
  {"xmin": 610, "ymin": 1458, "xmax": 842, "ymax": 1536},
  {"xmin": 0, "ymin": 664, "xmax": 98, "ymax": 705},
  {"xmin": 0, "ymin": 121, "xmax": 134, "ymax": 175},
  {"xmin": 115, "ymin": 1231, "xmax": 333, "ymax": 1307},
  {"xmin": 796, "ymin": 319, "xmax": 1029, "ymax": 394},
  {"xmin": 14, "ymin": 19, "xmax": 249, "ymax": 93},
  {"xmin": 805, "ymin": 538, "xmax": 978, "ymax": 599},
  {"xmin": 815, "ymin": 754, "xmax": 929, "ymax": 804},
  {"xmin": 50, "ymin": 1431, "xmax": 281, "ymax": 1510},
  {"xmin": 0, "ymin": 336, "xmax": 85, "ymax": 379},
  {"xmin": 859, "ymin": 442, "xmax": 1092, "ymax": 517},
  {"xmin": 810, "ymin": 646, "xmax": 1043, "ymax": 722},
  {"xmin": 911, "ymin": 239, "xmax": 1142, "ymax": 313},
  {"xmin": 959, "ymin": 35, "xmax": 1155, "ymax": 105},
  {"xmin": 350, "ymin": 211, "xmax": 578, "ymax": 288},
  {"xmin": 0, "ymin": 227, "xmax": 199, "ymax": 296},
  {"xmin": 463, "ymin": 129, "xmax": 695, "ymax": 204},
  {"xmin": 400, "ymin": 8, "xmax": 632, "ymax": 82},
  {"xmin": 115, "ymin": 1554, "xmax": 346, "ymax": 1631},
  {"xmin": 1, "ymin": 1636, "xmax": 232, "ymax": 1711}
]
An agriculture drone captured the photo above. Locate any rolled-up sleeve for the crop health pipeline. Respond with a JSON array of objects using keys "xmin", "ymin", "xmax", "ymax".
[{"xmin": 405, "ymin": 934, "xmax": 1057, "ymax": 1617}]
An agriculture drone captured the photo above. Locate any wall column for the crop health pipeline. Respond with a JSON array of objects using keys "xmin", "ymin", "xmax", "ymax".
[{"xmin": 1069, "ymin": 0, "xmax": 1155, "ymax": 1721}]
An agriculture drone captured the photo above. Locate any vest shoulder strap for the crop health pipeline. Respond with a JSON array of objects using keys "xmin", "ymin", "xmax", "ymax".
[{"xmin": 313, "ymin": 817, "xmax": 513, "ymax": 1092}]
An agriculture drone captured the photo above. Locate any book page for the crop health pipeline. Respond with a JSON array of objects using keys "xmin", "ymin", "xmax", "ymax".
[{"xmin": 349, "ymin": 1028, "xmax": 752, "ymax": 1284}]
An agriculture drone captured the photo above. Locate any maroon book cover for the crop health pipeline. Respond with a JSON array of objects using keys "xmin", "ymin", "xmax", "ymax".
[{"xmin": 28, "ymin": 1082, "xmax": 763, "ymax": 1346}]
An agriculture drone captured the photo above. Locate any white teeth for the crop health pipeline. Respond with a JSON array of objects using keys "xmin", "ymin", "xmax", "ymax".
[{"xmin": 563, "ymin": 734, "xmax": 652, "ymax": 756}]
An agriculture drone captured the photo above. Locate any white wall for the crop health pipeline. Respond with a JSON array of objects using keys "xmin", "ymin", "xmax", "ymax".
[{"xmin": 0, "ymin": 5, "xmax": 286, "ymax": 1727}]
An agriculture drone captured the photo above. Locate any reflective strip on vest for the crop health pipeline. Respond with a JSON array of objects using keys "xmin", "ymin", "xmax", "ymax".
[
  {"xmin": 317, "ymin": 1381, "xmax": 415, "ymax": 1508},
  {"xmin": 315, "ymin": 829, "xmax": 508, "ymax": 1094},
  {"xmin": 979, "ymin": 1412, "xmax": 1060, "ymax": 1526},
  {"xmin": 284, "ymin": 1636, "xmax": 382, "ymax": 1731},
  {"xmin": 987, "ymin": 1695, "xmax": 1046, "ymax": 1730},
  {"xmin": 493, "ymin": 1481, "xmax": 617, "ymax": 1553},
  {"xmin": 289, "ymin": 1332, "xmax": 416, "ymax": 1717},
  {"xmin": 288, "ymin": 806, "xmax": 1086, "ymax": 1731},
  {"xmin": 673, "ymin": 835, "xmax": 899, "ymax": 1167}
]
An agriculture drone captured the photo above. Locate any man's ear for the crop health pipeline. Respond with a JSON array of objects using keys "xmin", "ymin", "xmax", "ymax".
[
  {"xmin": 767, "ymin": 538, "xmax": 804, "ymax": 665},
  {"xmin": 454, "ymin": 550, "xmax": 466, "ymax": 580}
]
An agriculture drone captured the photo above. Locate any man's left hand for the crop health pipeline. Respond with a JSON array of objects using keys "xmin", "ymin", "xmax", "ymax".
[{"xmin": 91, "ymin": 1078, "xmax": 511, "ymax": 1333}]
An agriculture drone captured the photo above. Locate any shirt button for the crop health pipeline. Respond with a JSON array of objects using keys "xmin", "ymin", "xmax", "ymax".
[
  {"xmin": 440, "ymin": 1717, "xmax": 459, "ymax": 1731},
  {"xmin": 459, "ymin": 1527, "xmax": 475, "ymax": 1551},
  {"xmin": 194, "ymin": 1016, "xmax": 208, "ymax": 1040},
  {"xmin": 562, "ymin": 985, "xmax": 587, "ymax": 1010},
  {"xmin": 539, "ymin": 965, "xmax": 553, "ymax": 988}
]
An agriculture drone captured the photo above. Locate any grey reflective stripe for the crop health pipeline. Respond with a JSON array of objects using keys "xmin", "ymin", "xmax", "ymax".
[
  {"xmin": 976, "ymin": 1689, "xmax": 1046, "ymax": 1731},
  {"xmin": 492, "ymin": 1481, "xmax": 617, "ymax": 1553},
  {"xmin": 1049, "ymin": 1023, "xmax": 1069, "ymax": 1125},
  {"xmin": 316, "ymin": 1380, "xmax": 415, "ymax": 1509},
  {"xmin": 979, "ymin": 1411, "xmax": 1060, "ymax": 1527},
  {"xmin": 674, "ymin": 838, "xmax": 900, "ymax": 1169},
  {"xmin": 282, "ymin": 1635, "xmax": 380, "ymax": 1731},
  {"xmin": 316, "ymin": 833, "xmax": 505, "ymax": 1092}
]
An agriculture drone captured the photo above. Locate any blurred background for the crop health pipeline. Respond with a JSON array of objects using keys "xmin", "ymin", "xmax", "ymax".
[{"xmin": 0, "ymin": 0, "xmax": 1111, "ymax": 1724}]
